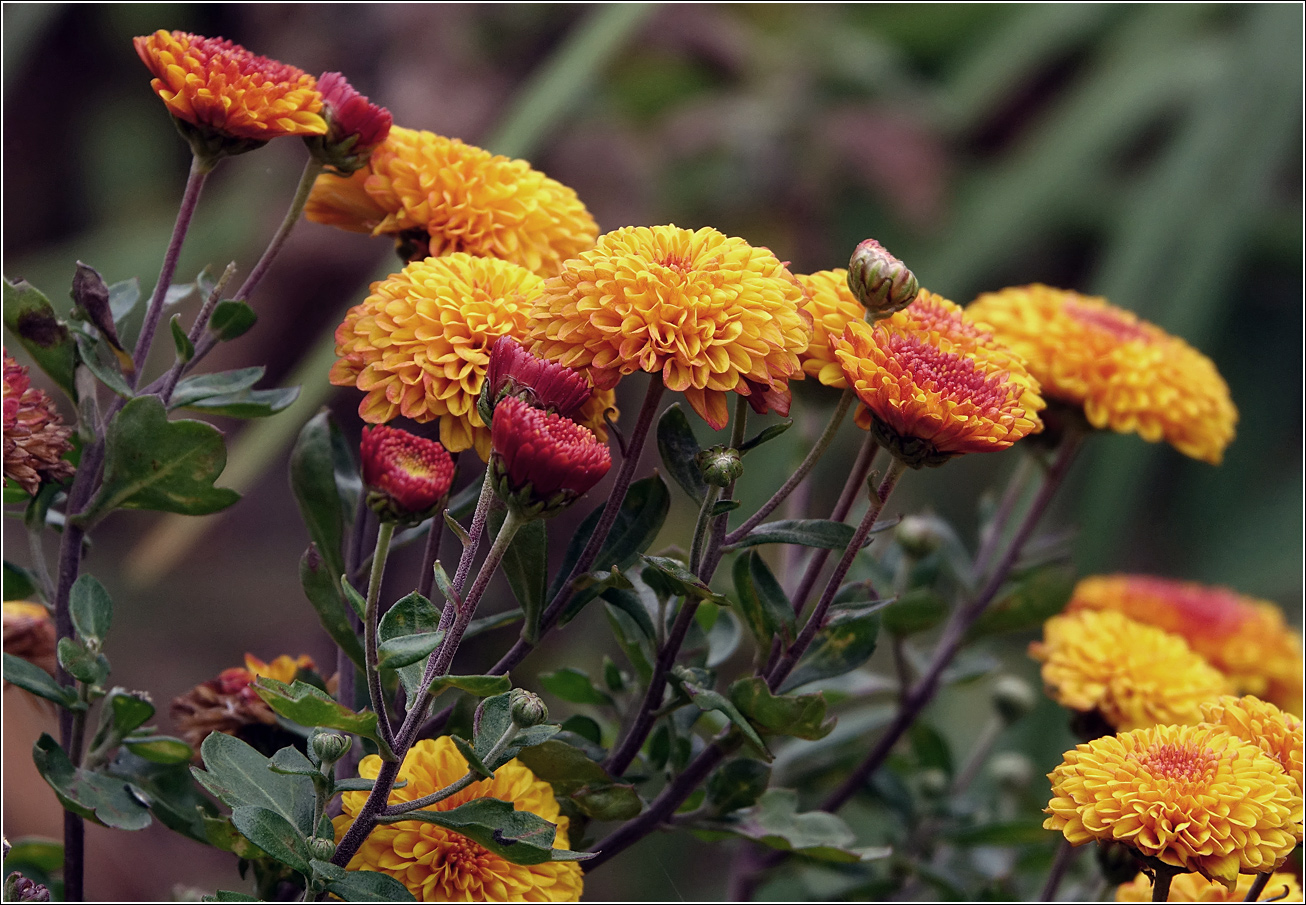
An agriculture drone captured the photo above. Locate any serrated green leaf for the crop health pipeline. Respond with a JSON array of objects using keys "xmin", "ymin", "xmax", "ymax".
[
  {"xmin": 122, "ymin": 736, "xmax": 193, "ymax": 765},
  {"xmin": 169, "ymin": 367, "xmax": 264, "ymax": 408},
  {"xmin": 252, "ymin": 678, "xmax": 394, "ymax": 761},
  {"xmin": 657, "ymin": 403, "xmax": 707, "ymax": 503},
  {"xmin": 378, "ymin": 591, "xmax": 440, "ymax": 696},
  {"xmin": 170, "ymin": 314, "xmax": 194, "ymax": 362},
  {"xmin": 79, "ymin": 396, "xmax": 240, "ymax": 525},
  {"xmin": 3, "ymin": 560, "xmax": 38, "ymax": 600},
  {"xmin": 326, "ymin": 868, "xmax": 417, "ymax": 901},
  {"xmin": 729, "ymin": 678, "xmax": 835, "ymax": 741},
  {"xmin": 56, "ymin": 637, "xmax": 109, "ymax": 686},
  {"xmin": 299, "ymin": 545, "xmax": 364, "ymax": 670},
  {"xmin": 779, "ymin": 609, "xmax": 881, "ymax": 694},
  {"xmin": 738, "ymin": 419, "xmax": 792, "ymax": 455},
  {"xmin": 538, "ymin": 668, "xmax": 613, "ymax": 706},
  {"xmin": 3, "ymin": 653, "xmax": 77, "ymax": 707},
  {"xmin": 706, "ymin": 758, "xmax": 771, "ymax": 815},
  {"xmin": 32, "ymin": 733, "xmax": 151, "ymax": 830},
  {"xmin": 69, "ymin": 573, "xmax": 112, "ymax": 642},
  {"xmin": 489, "ymin": 509, "xmax": 547, "ymax": 643},
  {"xmin": 181, "ymin": 386, "xmax": 300, "ymax": 419},
  {"xmin": 381, "ymin": 797, "xmax": 591, "ymax": 865},
  {"xmin": 231, "ymin": 805, "xmax": 312, "ymax": 873},
  {"xmin": 193, "ymin": 734, "xmax": 316, "ymax": 834},
  {"xmin": 3, "ymin": 278, "xmax": 76, "ymax": 399},
  {"xmin": 209, "ymin": 299, "xmax": 258, "ymax": 341}
]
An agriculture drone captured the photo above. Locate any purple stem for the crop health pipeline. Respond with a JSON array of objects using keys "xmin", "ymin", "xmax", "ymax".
[{"xmin": 1039, "ymin": 837, "xmax": 1076, "ymax": 901}]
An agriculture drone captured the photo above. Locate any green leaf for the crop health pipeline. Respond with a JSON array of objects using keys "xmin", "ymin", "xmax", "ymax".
[
  {"xmin": 738, "ymin": 419, "xmax": 792, "ymax": 455},
  {"xmin": 598, "ymin": 583, "xmax": 656, "ymax": 641},
  {"xmin": 72, "ymin": 332, "xmax": 132, "ymax": 398},
  {"xmin": 326, "ymin": 870, "xmax": 417, "ymax": 902},
  {"xmin": 382, "ymin": 798, "xmax": 591, "ymax": 865},
  {"xmin": 489, "ymin": 509, "xmax": 547, "ymax": 643},
  {"xmin": 377, "ymin": 631, "xmax": 445, "ymax": 671},
  {"xmin": 728, "ymin": 519, "xmax": 868, "ymax": 551},
  {"xmin": 641, "ymin": 555, "xmax": 728, "ymax": 605},
  {"xmin": 169, "ymin": 367, "xmax": 265, "ymax": 408},
  {"xmin": 718, "ymin": 788, "xmax": 890, "ymax": 863},
  {"xmin": 450, "ymin": 735, "xmax": 495, "ymax": 780},
  {"xmin": 3, "ymin": 278, "xmax": 76, "ymax": 399},
  {"xmin": 706, "ymin": 758, "xmax": 771, "ymax": 815},
  {"xmin": 571, "ymin": 783, "xmax": 643, "ymax": 821},
  {"xmin": 106, "ymin": 750, "xmax": 218, "ymax": 843},
  {"xmin": 252, "ymin": 678, "xmax": 395, "ymax": 762},
  {"xmin": 377, "ymin": 591, "xmax": 441, "ymax": 696},
  {"xmin": 427, "ymin": 675, "xmax": 511, "ymax": 699},
  {"xmin": 268, "ymin": 746, "xmax": 317, "ymax": 777},
  {"xmin": 122, "ymin": 736, "xmax": 193, "ymax": 765},
  {"xmin": 710, "ymin": 499, "xmax": 741, "ymax": 516},
  {"xmin": 538, "ymin": 668, "xmax": 613, "ymax": 707},
  {"xmin": 170, "ymin": 314, "xmax": 194, "ymax": 362},
  {"xmin": 181, "ymin": 386, "xmax": 300, "ymax": 419},
  {"xmin": 779, "ymin": 609, "xmax": 881, "ymax": 694},
  {"xmin": 203, "ymin": 893, "xmax": 260, "ymax": 903},
  {"xmin": 559, "ymin": 715, "xmax": 602, "ymax": 746},
  {"xmin": 909, "ymin": 722, "xmax": 953, "ymax": 777},
  {"xmin": 32, "ymin": 733, "xmax": 151, "ymax": 830},
  {"xmin": 465, "ymin": 608, "xmax": 524, "ymax": 639},
  {"xmin": 882, "ymin": 587, "xmax": 949, "ymax": 637},
  {"xmin": 56, "ymin": 638, "xmax": 109, "ymax": 686},
  {"xmin": 732, "ymin": 552, "xmax": 795, "ymax": 648},
  {"xmin": 2, "ymin": 653, "xmax": 77, "ymax": 707},
  {"xmin": 78, "ymin": 396, "xmax": 240, "ymax": 525},
  {"xmin": 231, "ymin": 805, "xmax": 312, "ymax": 874},
  {"xmin": 966, "ymin": 566, "xmax": 1074, "ymax": 640},
  {"xmin": 603, "ymin": 601, "xmax": 654, "ymax": 681},
  {"xmin": 511, "ymin": 740, "xmax": 641, "ymax": 819},
  {"xmin": 193, "ymin": 733, "xmax": 315, "ymax": 834},
  {"xmin": 471, "ymin": 694, "xmax": 559, "ymax": 767},
  {"xmin": 299, "ymin": 545, "xmax": 364, "ymax": 670},
  {"xmin": 69, "ymin": 573, "xmax": 112, "ymax": 643},
  {"xmin": 674, "ymin": 671, "xmax": 769, "ymax": 759},
  {"xmin": 601, "ymin": 656, "xmax": 625, "ymax": 693},
  {"xmin": 3, "ymin": 560, "xmax": 38, "ymax": 600},
  {"xmin": 4, "ymin": 484, "xmax": 31, "ymax": 504},
  {"xmin": 2, "ymin": 837, "xmax": 63, "ymax": 872},
  {"xmin": 729, "ymin": 678, "xmax": 835, "ymax": 741},
  {"xmin": 657, "ymin": 403, "xmax": 707, "ymax": 503},
  {"xmin": 209, "ymin": 299, "xmax": 258, "ymax": 341},
  {"xmin": 288, "ymin": 410, "xmax": 355, "ymax": 585},
  {"xmin": 109, "ymin": 690, "xmax": 155, "ymax": 734}
]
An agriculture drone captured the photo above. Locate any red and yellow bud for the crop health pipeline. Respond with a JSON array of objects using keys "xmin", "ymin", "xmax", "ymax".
[
  {"xmin": 846, "ymin": 239, "xmax": 920, "ymax": 320},
  {"xmin": 359, "ymin": 425, "xmax": 455, "ymax": 524}
]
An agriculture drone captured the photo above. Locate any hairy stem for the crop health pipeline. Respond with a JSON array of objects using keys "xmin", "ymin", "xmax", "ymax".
[
  {"xmin": 385, "ymin": 724, "xmax": 519, "ymax": 815},
  {"xmin": 364, "ymin": 521, "xmax": 397, "ymax": 749}
]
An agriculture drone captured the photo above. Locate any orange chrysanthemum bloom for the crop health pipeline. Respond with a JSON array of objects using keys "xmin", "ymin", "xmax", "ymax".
[
  {"xmin": 171, "ymin": 654, "xmax": 319, "ymax": 752},
  {"xmin": 305, "ymin": 126, "xmax": 597, "ymax": 276},
  {"xmin": 1068, "ymin": 575, "xmax": 1304, "ymax": 715},
  {"xmin": 1200, "ymin": 696, "xmax": 1303, "ymax": 795},
  {"xmin": 133, "ymin": 30, "xmax": 326, "ymax": 149},
  {"xmin": 1030, "ymin": 609, "xmax": 1232, "ymax": 732},
  {"xmin": 1045, "ymin": 724, "xmax": 1302, "ymax": 888},
  {"xmin": 529, "ymin": 225, "xmax": 812, "ymax": 430},
  {"xmin": 830, "ymin": 294, "xmax": 1045, "ymax": 466},
  {"xmin": 334, "ymin": 736, "xmax": 583, "ymax": 902},
  {"xmin": 967, "ymin": 285, "xmax": 1237, "ymax": 464},
  {"xmin": 1116, "ymin": 870, "xmax": 1303, "ymax": 902},
  {"xmin": 796, "ymin": 269, "xmax": 865, "ymax": 388}
]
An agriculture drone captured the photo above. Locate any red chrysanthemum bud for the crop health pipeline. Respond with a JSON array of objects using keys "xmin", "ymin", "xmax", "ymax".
[
  {"xmin": 360, "ymin": 425, "xmax": 455, "ymax": 523},
  {"xmin": 305, "ymin": 72, "xmax": 393, "ymax": 175},
  {"xmin": 3, "ymin": 350, "xmax": 75, "ymax": 497},
  {"xmin": 479, "ymin": 336, "xmax": 594, "ymax": 428},
  {"xmin": 847, "ymin": 238, "xmax": 920, "ymax": 320},
  {"xmin": 490, "ymin": 396, "xmax": 611, "ymax": 518}
]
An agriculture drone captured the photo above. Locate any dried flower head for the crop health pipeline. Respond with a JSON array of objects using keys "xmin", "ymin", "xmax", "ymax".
[
  {"xmin": 3, "ymin": 601, "xmax": 57, "ymax": 678},
  {"xmin": 3, "ymin": 351, "xmax": 75, "ymax": 496},
  {"xmin": 831, "ymin": 294, "xmax": 1045, "ymax": 466},
  {"xmin": 360, "ymin": 425, "xmax": 455, "ymax": 523},
  {"xmin": 1199, "ymin": 696, "xmax": 1303, "ymax": 795},
  {"xmin": 334, "ymin": 736, "xmax": 583, "ymax": 901},
  {"xmin": 795, "ymin": 268, "xmax": 866, "ymax": 388},
  {"xmin": 305, "ymin": 72, "xmax": 392, "ymax": 175},
  {"xmin": 306, "ymin": 126, "xmax": 596, "ymax": 276},
  {"xmin": 490, "ymin": 396, "xmax": 612, "ymax": 517},
  {"xmin": 1030, "ymin": 609, "xmax": 1232, "ymax": 732},
  {"xmin": 1116, "ymin": 870, "xmax": 1303, "ymax": 902},
  {"xmin": 1068, "ymin": 575, "xmax": 1304, "ymax": 715},
  {"xmin": 529, "ymin": 225, "xmax": 812, "ymax": 430},
  {"xmin": 1045, "ymin": 723, "xmax": 1302, "ymax": 888},
  {"xmin": 967, "ymin": 285, "xmax": 1237, "ymax": 464},
  {"xmin": 171, "ymin": 654, "xmax": 318, "ymax": 753}
]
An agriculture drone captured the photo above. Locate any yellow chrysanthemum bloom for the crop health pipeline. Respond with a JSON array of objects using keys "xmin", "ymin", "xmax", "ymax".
[
  {"xmin": 830, "ymin": 293, "xmax": 1045, "ymax": 466},
  {"xmin": 1068, "ymin": 575, "xmax": 1304, "ymax": 716},
  {"xmin": 966, "ymin": 285, "xmax": 1237, "ymax": 464},
  {"xmin": 243, "ymin": 653, "xmax": 315, "ymax": 684},
  {"xmin": 529, "ymin": 225, "xmax": 812, "ymax": 430},
  {"xmin": 334, "ymin": 736, "xmax": 583, "ymax": 902},
  {"xmin": 306, "ymin": 126, "xmax": 597, "ymax": 277},
  {"xmin": 1045, "ymin": 724, "xmax": 1302, "ymax": 889},
  {"xmin": 133, "ymin": 30, "xmax": 326, "ymax": 144},
  {"xmin": 1030, "ymin": 609, "xmax": 1232, "ymax": 732},
  {"xmin": 796, "ymin": 269, "xmax": 865, "ymax": 388},
  {"xmin": 1116, "ymin": 870, "xmax": 1303, "ymax": 902},
  {"xmin": 1200, "ymin": 696, "xmax": 1303, "ymax": 795}
]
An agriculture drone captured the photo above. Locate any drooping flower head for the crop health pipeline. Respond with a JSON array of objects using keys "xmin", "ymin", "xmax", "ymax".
[
  {"xmin": 1030, "ymin": 609, "xmax": 1232, "ymax": 732},
  {"xmin": 306, "ymin": 126, "xmax": 597, "ymax": 275},
  {"xmin": 1199, "ymin": 696, "xmax": 1303, "ymax": 795},
  {"xmin": 3, "ymin": 601, "xmax": 56, "ymax": 679},
  {"xmin": 334, "ymin": 736, "xmax": 583, "ymax": 902},
  {"xmin": 1067, "ymin": 575, "xmax": 1304, "ymax": 715},
  {"xmin": 796, "ymin": 269, "xmax": 865, "ymax": 388},
  {"xmin": 305, "ymin": 72, "xmax": 392, "ymax": 175},
  {"xmin": 529, "ymin": 225, "xmax": 812, "ymax": 430},
  {"xmin": 966, "ymin": 286, "xmax": 1237, "ymax": 464},
  {"xmin": 1116, "ymin": 870, "xmax": 1303, "ymax": 902},
  {"xmin": 490, "ymin": 396, "xmax": 612, "ymax": 518},
  {"xmin": 171, "ymin": 654, "xmax": 321, "ymax": 754},
  {"xmin": 480, "ymin": 336, "xmax": 595, "ymax": 427},
  {"xmin": 331, "ymin": 254, "xmax": 545, "ymax": 460},
  {"xmin": 360, "ymin": 425, "xmax": 455, "ymax": 523},
  {"xmin": 3, "ymin": 350, "xmax": 75, "ymax": 496},
  {"xmin": 831, "ymin": 294, "xmax": 1045, "ymax": 467},
  {"xmin": 1044, "ymin": 723, "xmax": 1302, "ymax": 889},
  {"xmin": 133, "ymin": 30, "xmax": 326, "ymax": 162},
  {"xmin": 846, "ymin": 238, "xmax": 920, "ymax": 320}
]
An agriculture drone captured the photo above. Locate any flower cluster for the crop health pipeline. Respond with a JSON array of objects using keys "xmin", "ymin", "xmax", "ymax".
[
  {"xmin": 359, "ymin": 425, "xmax": 455, "ymax": 523},
  {"xmin": 171, "ymin": 654, "xmax": 321, "ymax": 753},
  {"xmin": 3, "ymin": 350, "xmax": 75, "ymax": 496}
]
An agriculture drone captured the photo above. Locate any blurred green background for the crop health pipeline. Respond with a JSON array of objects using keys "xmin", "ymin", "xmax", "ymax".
[{"xmin": 3, "ymin": 4, "xmax": 1301, "ymax": 900}]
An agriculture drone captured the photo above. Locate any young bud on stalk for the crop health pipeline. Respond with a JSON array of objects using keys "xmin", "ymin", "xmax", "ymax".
[
  {"xmin": 304, "ymin": 72, "xmax": 392, "ymax": 175},
  {"xmin": 480, "ymin": 336, "xmax": 593, "ymax": 428},
  {"xmin": 311, "ymin": 731, "xmax": 351, "ymax": 766},
  {"xmin": 509, "ymin": 689, "xmax": 549, "ymax": 728},
  {"xmin": 696, "ymin": 445, "xmax": 744, "ymax": 487},
  {"xmin": 846, "ymin": 238, "xmax": 919, "ymax": 320}
]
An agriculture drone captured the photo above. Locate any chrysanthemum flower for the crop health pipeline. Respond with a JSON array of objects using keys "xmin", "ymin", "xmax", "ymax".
[
  {"xmin": 133, "ymin": 30, "xmax": 326, "ymax": 159},
  {"xmin": 1030, "ymin": 609, "xmax": 1232, "ymax": 732},
  {"xmin": 830, "ymin": 294, "xmax": 1045, "ymax": 467},
  {"xmin": 360, "ymin": 425, "xmax": 455, "ymax": 523},
  {"xmin": 966, "ymin": 285, "xmax": 1237, "ymax": 464},
  {"xmin": 305, "ymin": 72, "xmax": 392, "ymax": 175},
  {"xmin": 481, "ymin": 336, "xmax": 595, "ymax": 425},
  {"xmin": 171, "ymin": 654, "xmax": 318, "ymax": 753},
  {"xmin": 331, "ymin": 254, "xmax": 547, "ymax": 460},
  {"xmin": 1044, "ymin": 723, "xmax": 1302, "ymax": 888},
  {"xmin": 3, "ymin": 350, "xmax": 75, "ymax": 496},
  {"xmin": 306, "ymin": 126, "xmax": 597, "ymax": 276},
  {"xmin": 491, "ymin": 396, "xmax": 612, "ymax": 517},
  {"xmin": 3, "ymin": 601, "xmax": 56, "ymax": 678},
  {"xmin": 334, "ymin": 736, "xmax": 583, "ymax": 902},
  {"xmin": 529, "ymin": 225, "xmax": 812, "ymax": 430},
  {"xmin": 796, "ymin": 269, "xmax": 865, "ymax": 388},
  {"xmin": 1068, "ymin": 575, "xmax": 1304, "ymax": 715},
  {"xmin": 1115, "ymin": 870, "xmax": 1303, "ymax": 902},
  {"xmin": 1200, "ymin": 696, "xmax": 1303, "ymax": 795}
]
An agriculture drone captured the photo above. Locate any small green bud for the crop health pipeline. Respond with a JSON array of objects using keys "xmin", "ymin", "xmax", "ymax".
[
  {"xmin": 895, "ymin": 514, "xmax": 944, "ymax": 558},
  {"xmin": 311, "ymin": 731, "xmax": 352, "ymax": 766},
  {"xmin": 847, "ymin": 238, "xmax": 919, "ymax": 320},
  {"xmin": 307, "ymin": 836, "xmax": 338, "ymax": 862},
  {"xmin": 992, "ymin": 675, "xmax": 1037, "ymax": 725},
  {"xmin": 988, "ymin": 751, "xmax": 1034, "ymax": 792},
  {"xmin": 697, "ymin": 445, "xmax": 744, "ymax": 487},
  {"xmin": 917, "ymin": 768, "xmax": 950, "ymax": 798},
  {"xmin": 509, "ymin": 689, "xmax": 549, "ymax": 728}
]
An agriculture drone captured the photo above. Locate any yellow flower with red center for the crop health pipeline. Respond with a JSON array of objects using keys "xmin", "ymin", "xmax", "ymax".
[
  {"xmin": 1044, "ymin": 723, "xmax": 1302, "ymax": 888},
  {"xmin": 334, "ymin": 736, "xmax": 583, "ymax": 902},
  {"xmin": 1067, "ymin": 575, "xmax": 1304, "ymax": 715},
  {"xmin": 966, "ymin": 285, "xmax": 1237, "ymax": 464},
  {"xmin": 1029, "ymin": 609, "xmax": 1232, "ymax": 732},
  {"xmin": 1199, "ymin": 696, "xmax": 1303, "ymax": 795},
  {"xmin": 830, "ymin": 294, "xmax": 1044, "ymax": 466},
  {"xmin": 133, "ymin": 30, "xmax": 326, "ymax": 149},
  {"xmin": 1115, "ymin": 870, "xmax": 1303, "ymax": 902},
  {"xmin": 796, "ymin": 269, "xmax": 865, "ymax": 388},
  {"xmin": 528, "ymin": 225, "xmax": 812, "ymax": 430},
  {"xmin": 305, "ymin": 126, "xmax": 597, "ymax": 276}
]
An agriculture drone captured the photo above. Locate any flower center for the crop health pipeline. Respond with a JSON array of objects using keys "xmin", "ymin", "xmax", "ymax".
[
  {"xmin": 658, "ymin": 252, "xmax": 694, "ymax": 272},
  {"xmin": 438, "ymin": 833, "xmax": 493, "ymax": 873},
  {"xmin": 1063, "ymin": 300, "xmax": 1152, "ymax": 344},
  {"xmin": 1135, "ymin": 741, "xmax": 1218, "ymax": 784},
  {"xmin": 886, "ymin": 334, "xmax": 1008, "ymax": 415}
]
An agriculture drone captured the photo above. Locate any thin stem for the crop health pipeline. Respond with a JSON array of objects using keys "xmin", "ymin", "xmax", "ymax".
[
  {"xmin": 1039, "ymin": 837, "xmax": 1076, "ymax": 901},
  {"xmin": 364, "ymin": 521, "xmax": 397, "ymax": 749},
  {"xmin": 158, "ymin": 261, "xmax": 237, "ymax": 404},
  {"xmin": 725, "ymin": 387, "xmax": 853, "ymax": 546},
  {"xmin": 1244, "ymin": 872, "xmax": 1273, "ymax": 902},
  {"xmin": 973, "ymin": 452, "xmax": 1036, "ymax": 578},
  {"xmin": 1152, "ymin": 865, "xmax": 1178, "ymax": 903},
  {"xmin": 131, "ymin": 154, "xmax": 210, "ymax": 388},
  {"xmin": 688, "ymin": 485, "xmax": 723, "ymax": 576},
  {"xmin": 385, "ymin": 723, "xmax": 518, "ymax": 815},
  {"xmin": 453, "ymin": 470, "xmax": 496, "ymax": 596},
  {"xmin": 336, "ymin": 495, "xmax": 369, "ymax": 782},
  {"xmin": 697, "ymin": 395, "xmax": 749, "ymax": 582},
  {"xmin": 951, "ymin": 714, "xmax": 1004, "ymax": 796}
]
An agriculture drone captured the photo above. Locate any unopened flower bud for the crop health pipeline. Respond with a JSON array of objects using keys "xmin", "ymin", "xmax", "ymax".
[
  {"xmin": 988, "ymin": 751, "xmax": 1034, "ymax": 792},
  {"xmin": 696, "ymin": 446, "xmax": 743, "ymax": 487},
  {"xmin": 509, "ymin": 689, "xmax": 549, "ymax": 728},
  {"xmin": 72, "ymin": 262, "xmax": 123, "ymax": 351},
  {"xmin": 303, "ymin": 72, "xmax": 392, "ymax": 176},
  {"xmin": 311, "ymin": 731, "xmax": 351, "ymax": 766},
  {"xmin": 992, "ymin": 675, "xmax": 1037, "ymax": 725},
  {"xmin": 895, "ymin": 514, "xmax": 943, "ymax": 558},
  {"xmin": 490, "ymin": 397, "xmax": 611, "ymax": 519},
  {"xmin": 360, "ymin": 425, "xmax": 455, "ymax": 525},
  {"xmin": 480, "ymin": 336, "xmax": 593, "ymax": 428},
  {"xmin": 307, "ymin": 836, "xmax": 338, "ymax": 862},
  {"xmin": 4, "ymin": 874, "xmax": 50, "ymax": 903},
  {"xmin": 847, "ymin": 239, "xmax": 919, "ymax": 320}
]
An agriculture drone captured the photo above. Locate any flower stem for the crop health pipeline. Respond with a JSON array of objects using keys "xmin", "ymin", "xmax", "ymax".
[
  {"xmin": 1244, "ymin": 872, "xmax": 1273, "ymax": 902},
  {"xmin": 688, "ymin": 485, "xmax": 723, "ymax": 577},
  {"xmin": 725, "ymin": 387, "xmax": 853, "ymax": 547},
  {"xmin": 384, "ymin": 723, "xmax": 519, "ymax": 815},
  {"xmin": 364, "ymin": 521, "xmax": 397, "ymax": 749},
  {"xmin": 974, "ymin": 452, "xmax": 1036, "ymax": 579},
  {"xmin": 1151, "ymin": 864, "xmax": 1178, "ymax": 902},
  {"xmin": 158, "ymin": 261, "xmax": 237, "ymax": 404},
  {"xmin": 1039, "ymin": 837, "xmax": 1076, "ymax": 901}
]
